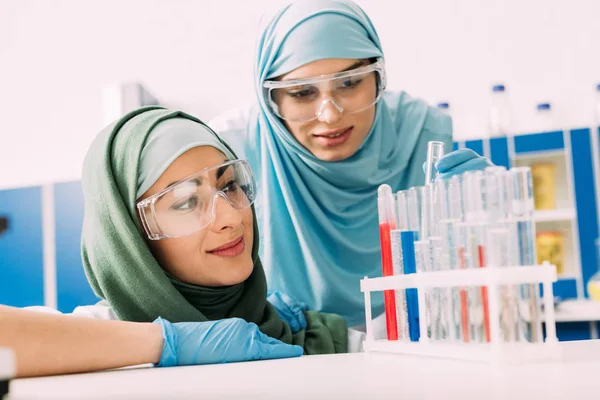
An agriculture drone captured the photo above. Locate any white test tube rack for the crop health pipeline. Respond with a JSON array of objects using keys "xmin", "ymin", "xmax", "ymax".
[{"xmin": 360, "ymin": 262, "xmax": 561, "ymax": 364}]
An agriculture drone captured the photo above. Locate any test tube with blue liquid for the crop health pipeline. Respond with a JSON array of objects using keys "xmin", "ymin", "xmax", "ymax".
[
  {"xmin": 403, "ymin": 186, "xmax": 423, "ymax": 341},
  {"xmin": 392, "ymin": 190, "xmax": 411, "ymax": 341}
]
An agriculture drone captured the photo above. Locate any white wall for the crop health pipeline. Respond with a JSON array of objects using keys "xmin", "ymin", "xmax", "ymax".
[{"xmin": 1, "ymin": 0, "xmax": 599, "ymax": 189}]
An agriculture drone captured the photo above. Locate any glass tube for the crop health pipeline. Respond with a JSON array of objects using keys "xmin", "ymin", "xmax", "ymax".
[
  {"xmin": 392, "ymin": 190, "xmax": 410, "ymax": 340},
  {"xmin": 510, "ymin": 167, "xmax": 542, "ymax": 343},
  {"xmin": 424, "ymin": 141, "xmax": 445, "ymax": 185}
]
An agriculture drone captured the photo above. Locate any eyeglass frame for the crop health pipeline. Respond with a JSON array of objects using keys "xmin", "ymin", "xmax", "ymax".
[
  {"xmin": 262, "ymin": 58, "xmax": 387, "ymax": 122},
  {"xmin": 136, "ymin": 159, "xmax": 257, "ymax": 240}
]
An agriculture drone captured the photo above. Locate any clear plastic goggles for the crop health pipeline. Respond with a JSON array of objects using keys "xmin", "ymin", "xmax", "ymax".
[
  {"xmin": 137, "ymin": 160, "xmax": 257, "ymax": 240},
  {"xmin": 263, "ymin": 59, "xmax": 386, "ymax": 122}
]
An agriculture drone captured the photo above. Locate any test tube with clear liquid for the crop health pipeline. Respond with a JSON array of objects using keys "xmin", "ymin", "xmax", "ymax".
[
  {"xmin": 419, "ymin": 141, "xmax": 449, "ymax": 340},
  {"xmin": 484, "ymin": 166, "xmax": 521, "ymax": 342},
  {"xmin": 435, "ymin": 177, "xmax": 462, "ymax": 342},
  {"xmin": 510, "ymin": 167, "xmax": 543, "ymax": 343}
]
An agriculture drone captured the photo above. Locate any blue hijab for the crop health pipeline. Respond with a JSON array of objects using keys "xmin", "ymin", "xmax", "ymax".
[{"xmin": 247, "ymin": 0, "xmax": 452, "ymax": 326}]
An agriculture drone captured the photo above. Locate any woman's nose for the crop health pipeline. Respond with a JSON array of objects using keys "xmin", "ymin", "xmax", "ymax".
[
  {"xmin": 316, "ymin": 98, "xmax": 344, "ymax": 124},
  {"xmin": 210, "ymin": 193, "xmax": 242, "ymax": 232}
]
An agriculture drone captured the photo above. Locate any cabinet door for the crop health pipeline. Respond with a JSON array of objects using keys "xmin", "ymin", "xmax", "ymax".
[
  {"xmin": 55, "ymin": 181, "xmax": 99, "ymax": 313},
  {"xmin": 489, "ymin": 137, "xmax": 510, "ymax": 169},
  {"xmin": 571, "ymin": 129, "xmax": 600, "ymax": 296},
  {"xmin": 0, "ymin": 186, "xmax": 44, "ymax": 307}
]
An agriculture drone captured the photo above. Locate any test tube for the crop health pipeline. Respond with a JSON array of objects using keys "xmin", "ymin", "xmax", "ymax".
[
  {"xmin": 377, "ymin": 184, "xmax": 398, "ymax": 341},
  {"xmin": 484, "ymin": 166, "xmax": 520, "ymax": 342},
  {"xmin": 425, "ymin": 141, "xmax": 448, "ymax": 338},
  {"xmin": 414, "ymin": 186, "xmax": 434, "ymax": 339},
  {"xmin": 446, "ymin": 176, "xmax": 469, "ymax": 341},
  {"xmin": 461, "ymin": 171, "xmax": 489, "ymax": 343},
  {"xmin": 393, "ymin": 191, "xmax": 411, "ymax": 341},
  {"xmin": 510, "ymin": 167, "xmax": 542, "ymax": 343},
  {"xmin": 433, "ymin": 175, "xmax": 469, "ymax": 342},
  {"xmin": 435, "ymin": 178, "xmax": 459, "ymax": 341},
  {"xmin": 404, "ymin": 187, "xmax": 423, "ymax": 341},
  {"xmin": 424, "ymin": 141, "xmax": 445, "ymax": 185}
]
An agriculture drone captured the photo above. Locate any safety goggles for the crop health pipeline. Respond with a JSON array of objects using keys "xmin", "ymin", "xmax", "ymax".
[
  {"xmin": 137, "ymin": 160, "xmax": 257, "ymax": 240},
  {"xmin": 263, "ymin": 59, "xmax": 386, "ymax": 122}
]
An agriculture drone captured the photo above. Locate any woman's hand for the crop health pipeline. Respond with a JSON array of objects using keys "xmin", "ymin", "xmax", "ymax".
[
  {"xmin": 433, "ymin": 149, "xmax": 494, "ymax": 180},
  {"xmin": 154, "ymin": 317, "xmax": 303, "ymax": 366}
]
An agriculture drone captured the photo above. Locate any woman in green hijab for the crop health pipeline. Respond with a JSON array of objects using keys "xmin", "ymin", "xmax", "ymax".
[{"xmin": 0, "ymin": 107, "xmax": 352, "ymax": 378}]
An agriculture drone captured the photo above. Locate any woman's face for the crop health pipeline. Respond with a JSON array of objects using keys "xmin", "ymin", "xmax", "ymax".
[
  {"xmin": 276, "ymin": 58, "xmax": 377, "ymax": 162},
  {"xmin": 138, "ymin": 146, "xmax": 254, "ymax": 287}
]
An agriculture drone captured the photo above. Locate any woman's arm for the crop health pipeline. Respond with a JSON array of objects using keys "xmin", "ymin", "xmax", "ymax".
[{"xmin": 0, "ymin": 305, "xmax": 163, "ymax": 378}]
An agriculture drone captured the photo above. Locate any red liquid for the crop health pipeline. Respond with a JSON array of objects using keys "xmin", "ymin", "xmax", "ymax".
[
  {"xmin": 458, "ymin": 247, "xmax": 470, "ymax": 342},
  {"xmin": 379, "ymin": 222, "xmax": 398, "ymax": 341},
  {"xmin": 478, "ymin": 245, "xmax": 491, "ymax": 343}
]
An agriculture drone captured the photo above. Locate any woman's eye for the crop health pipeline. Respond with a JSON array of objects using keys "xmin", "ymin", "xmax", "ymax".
[
  {"xmin": 222, "ymin": 180, "xmax": 240, "ymax": 193},
  {"xmin": 339, "ymin": 78, "xmax": 362, "ymax": 89},
  {"xmin": 171, "ymin": 196, "xmax": 200, "ymax": 212},
  {"xmin": 287, "ymin": 87, "xmax": 317, "ymax": 99}
]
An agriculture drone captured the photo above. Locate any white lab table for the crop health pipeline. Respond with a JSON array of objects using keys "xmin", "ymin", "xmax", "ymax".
[{"xmin": 8, "ymin": 340, "xmax": 600, "ymax": 400}]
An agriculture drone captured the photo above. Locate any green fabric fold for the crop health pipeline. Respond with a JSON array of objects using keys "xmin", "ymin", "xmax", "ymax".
[{"xmin": 81, "ymin": 106, "xmax": 347, "ymax": 354}]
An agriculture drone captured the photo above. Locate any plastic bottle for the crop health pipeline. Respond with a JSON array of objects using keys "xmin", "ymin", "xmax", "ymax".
[
  {"xmin": 489, "ymin": 84, "xmax": 511, "ymax": 137},
  {"xmin": 536, "ymin": 103, "xmax": 555, "ymax": 132},
  {"xmin": 437, "ymin": 102, "xmax": 450, "ymax": 112}
]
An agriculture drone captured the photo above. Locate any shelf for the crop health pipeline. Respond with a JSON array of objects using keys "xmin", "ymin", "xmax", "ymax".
[
  {"xmin": 557, "ymin": 273, "xmax": 578, "ymax": 281},
  {"xmin": 534, "ymin": 209, "xmax": 576, "ymax": 223},
  {"xmin": 553, "ymin": 299, "xmax": 600, "ymax": 323},
  {"xmin": 512, "ymin": 149, "xmax": 565, "ymax": 160},
  {"xmin": 513, "ymin": 154, "xmax": 574, "ymax": 210}
]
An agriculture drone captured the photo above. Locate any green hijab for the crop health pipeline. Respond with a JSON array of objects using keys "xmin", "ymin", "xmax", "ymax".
[{"xmin": 81, "ymin": 106, "xmax": 347, "ymax": 354}]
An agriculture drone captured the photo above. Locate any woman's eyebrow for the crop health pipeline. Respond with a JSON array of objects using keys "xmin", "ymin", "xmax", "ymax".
[
  {"xmin": 216, "ymin": 164, "xmax": 232, "ymax": 180},
  {"xmin": 166, "ymin": 177, "xmax": 202, "ymax": 191},
  {"xmin": 339, "ymin": 60, "xmax": 367, "ymax": 73}
]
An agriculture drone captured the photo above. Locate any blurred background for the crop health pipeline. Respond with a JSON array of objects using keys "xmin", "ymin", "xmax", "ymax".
[{"xmin": 1, "ymin": 0, "xmax": 599, "ymax": 340}]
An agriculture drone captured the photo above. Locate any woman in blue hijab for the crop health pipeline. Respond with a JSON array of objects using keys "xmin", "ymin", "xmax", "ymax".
[{"xmin": 211, "ymin": 0, "xmax": 491, "ymax": 326}]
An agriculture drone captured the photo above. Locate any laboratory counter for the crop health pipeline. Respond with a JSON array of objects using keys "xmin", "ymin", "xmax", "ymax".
[{"xmin": 7, "ymin": 340, "xmax": 600, "ymax": 400}]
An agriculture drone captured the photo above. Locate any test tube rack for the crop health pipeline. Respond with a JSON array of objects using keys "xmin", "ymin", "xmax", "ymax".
[{"xmin": 361, "ymin": 262, "xmax": 561, "ymax": 364}]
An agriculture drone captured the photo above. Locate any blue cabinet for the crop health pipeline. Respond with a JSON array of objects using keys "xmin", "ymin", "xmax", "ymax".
[
  {"xmin": 453, "ymin": 128, "xmax": 599, "ymax": 303},
  {"xmin": 0, "ymin": 186, "xmax": 44, "ymax": 307},
  {"xmin": 514, "ymin": 131, "xmax": 564, "ymax": 153},
  {"xmin": 54, "ymin": 181, "xmax": 99, "ymax": 313}
]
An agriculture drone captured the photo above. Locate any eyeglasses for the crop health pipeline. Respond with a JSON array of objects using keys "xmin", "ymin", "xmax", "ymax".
[
  {"xmin": 263, "ymin": 59, "xmax": 386, "ymax": 122},
  {"xmin": 137, "ymin": 160, "xmax": 257, "ymax": 240}
]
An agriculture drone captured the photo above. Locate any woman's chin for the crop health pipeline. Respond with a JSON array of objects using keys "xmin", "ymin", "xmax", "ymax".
[{"xmin": 218, "ymin": 259, "xmax": 254, "ymax": 286}]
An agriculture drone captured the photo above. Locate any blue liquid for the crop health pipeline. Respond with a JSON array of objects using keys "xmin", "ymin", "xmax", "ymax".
[{"xmin": 401, "ymin": 230, "xmax": 420, "ymax": 342}]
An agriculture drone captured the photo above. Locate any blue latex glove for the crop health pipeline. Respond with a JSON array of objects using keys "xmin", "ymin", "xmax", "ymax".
[
  {"xmin": 429, "ymin": 148, "xmax": 494, "ymax": 180},
  {"xmin": 267, "ymin": 291, "xmax": 308, "ymax": 333},
  {"xmin": 154, "ymin": 317, "xmax": 304, "ymax": 367}
]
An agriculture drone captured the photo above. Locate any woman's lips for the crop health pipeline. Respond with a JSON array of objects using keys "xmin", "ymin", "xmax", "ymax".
[
  {"xmin": 207, "ymin": 236, "xmax": 245, "ymax": 257},
  {"xmin": 313, "ymin": 126, "xmax": 353, "ymax": 147}
]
